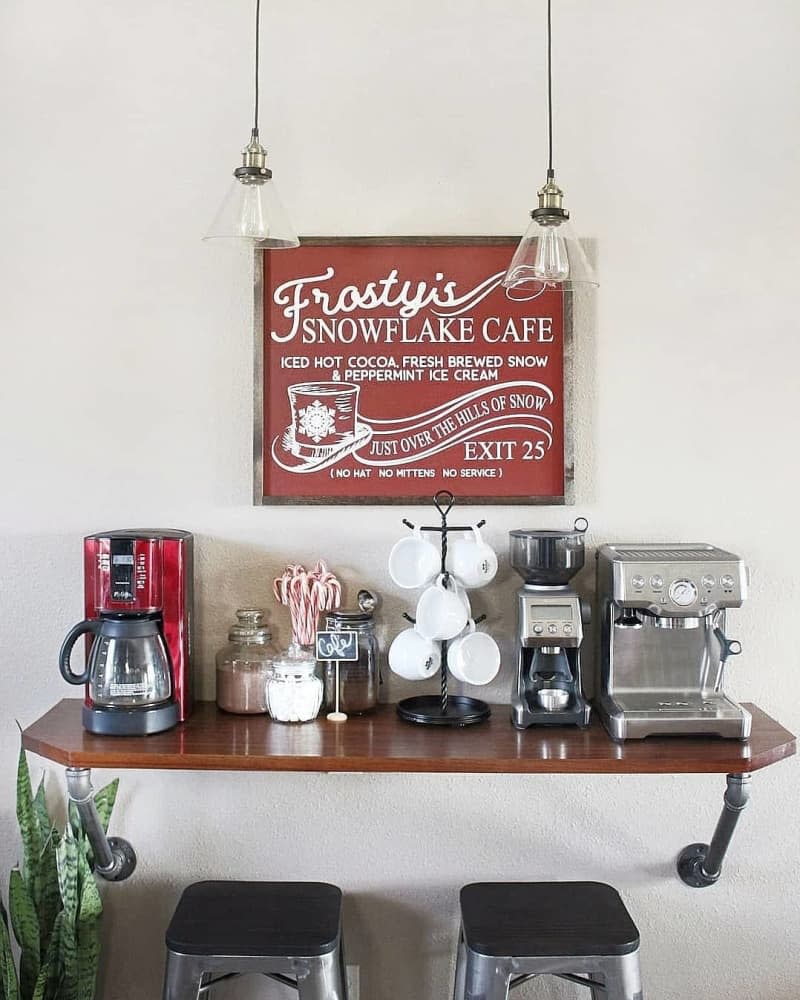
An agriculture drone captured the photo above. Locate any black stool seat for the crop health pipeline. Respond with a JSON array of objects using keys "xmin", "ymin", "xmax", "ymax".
[
  {"xmin": 460, "ymin": 882, "xmax": 640, "ymax": 958},
  {"xmin": 165, "ymin": 881, "xmax": 342, "ymax": 958}
]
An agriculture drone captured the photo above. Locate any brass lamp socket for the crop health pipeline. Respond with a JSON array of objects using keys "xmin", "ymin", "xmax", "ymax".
[
  {"xmin": 531, "ymin": 172, "xmax": 569, "ymax": 224},
  {"xmin": 234, "ymin": 130, "xmax": 273, "ymax": 183}
]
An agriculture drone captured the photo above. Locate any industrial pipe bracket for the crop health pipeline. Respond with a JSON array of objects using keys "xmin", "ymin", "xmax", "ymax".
[
  {"xmin": 65, "ymin": 767, "xmax": 137, "ymax": 882},
  {"xmin": 677, "ymin": 772, "xmax": 751, "ymax": 888}
]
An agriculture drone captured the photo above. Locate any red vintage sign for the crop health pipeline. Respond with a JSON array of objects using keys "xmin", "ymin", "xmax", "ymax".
[{"xmin": 256, "ymin": 238, "xmax": 572, "ymax": 504}]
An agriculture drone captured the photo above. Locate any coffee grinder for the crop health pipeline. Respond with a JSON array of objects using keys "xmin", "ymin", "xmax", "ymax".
[
  {"xmin": 509, "ymin": 519, "xmax": 591, "ymax": 729},
  {"xmin": 596, "ymin": 543, "xmax": 750, "ymax": 740},
  {"xmin": 59, "ymin": 529, "xmax": 193, "ymax": 735}
]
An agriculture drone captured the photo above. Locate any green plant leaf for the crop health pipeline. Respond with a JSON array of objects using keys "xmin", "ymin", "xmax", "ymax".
[
  {"xmin": 56, "ymin": 832, "xmax": 79, "ymax": 1000},
  {"xmin": 76, "ymin": 918, "xmax": 99, "ymax": 1000},
  {"xmin": 75, "ymin": 855, "xmax": 101, "ymax": 927},
  {"xmin": 0, "ymin": 895, "xmax": 20, "ymax": 1000},
  {"xmin": 16, "ymin": 749, "xmax": 42, "ymax": 897},
  {"xmin": 67, "ymin": 803, "xmax": 81, "ymax": 843},
  {"xmin": 35, "ymin": 830, "xmax": 61, "ymax": 953},
  {"xmin": 92, "ymin": 781, "xmax": 118, "ymax": 836},
  {"xmin": 73, "ymin": 844, "xmax": 102, "ymax": 1000},
  {"xmin": 32, "ymin": 780, "xmax": 50, "ymax": 846},
  {"xmin": 31, "ymin": 912, "xmax": 63, "ymax": 1000},
  {"xmin": 9, "ymin": 870, "xmax": 40, "ymax": 998}
]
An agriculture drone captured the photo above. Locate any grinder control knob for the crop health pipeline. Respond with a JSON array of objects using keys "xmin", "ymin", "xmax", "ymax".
[{"xmin": 669, "ymin": 579, "xmax": 698, "ymax": 607}]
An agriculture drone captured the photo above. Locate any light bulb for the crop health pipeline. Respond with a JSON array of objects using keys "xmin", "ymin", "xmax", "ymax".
[
  {"xmin": 533, "ymin": 222, "xmax": 569, "ymax": 282},
  {"xmin": 237, "ymin": 180, "xmax": 269, "ymax": 239}
]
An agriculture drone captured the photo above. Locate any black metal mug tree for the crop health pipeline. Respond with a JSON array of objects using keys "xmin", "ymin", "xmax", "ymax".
[{"xmin": 396, "ymin": 490, "xmax": 492, "ymax": 726}]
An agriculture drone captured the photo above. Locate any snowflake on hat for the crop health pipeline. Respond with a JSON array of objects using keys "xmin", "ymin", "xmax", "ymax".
[{"xmin": 298, "ymin": 399, "xmax": 337, "ymax": 443}]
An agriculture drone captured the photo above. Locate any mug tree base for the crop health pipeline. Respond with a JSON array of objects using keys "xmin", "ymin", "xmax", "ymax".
[{"xmin": 397, "ymin": 695, "xmax": 490, "ymax": 727}]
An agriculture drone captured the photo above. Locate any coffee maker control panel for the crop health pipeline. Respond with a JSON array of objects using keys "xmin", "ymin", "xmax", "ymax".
[
  {"xmin": 604, "ymin": 544, "xmax": 748, "ymax": 615},
  {"xmin": 521, "ymin": 594, "xmax": 583, "ymax": 646}
]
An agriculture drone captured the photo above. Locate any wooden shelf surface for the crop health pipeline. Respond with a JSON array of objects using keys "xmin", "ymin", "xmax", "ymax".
[{"xmin": 21, "ymin": 700, "xmax": 795, "ymax": 775}]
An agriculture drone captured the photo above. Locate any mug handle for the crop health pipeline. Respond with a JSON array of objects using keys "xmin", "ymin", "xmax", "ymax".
[{"xmin": 59, "ymin": 620, "xmax": 101, "ymax": 685}]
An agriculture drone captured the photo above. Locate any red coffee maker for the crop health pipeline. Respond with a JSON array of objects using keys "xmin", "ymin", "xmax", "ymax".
[{"xmin": 59, "ymin": 530, "xmax": 193, "ymax": 735}]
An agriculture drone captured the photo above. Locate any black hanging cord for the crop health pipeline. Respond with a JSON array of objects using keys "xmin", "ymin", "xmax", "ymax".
[
  {"xmin": 253, "ymin": 0, "xmax": 261, "ymax": 135},
  {"xmin": 547, "ymin": 0, "xmax": 553, "ymax": 175}
]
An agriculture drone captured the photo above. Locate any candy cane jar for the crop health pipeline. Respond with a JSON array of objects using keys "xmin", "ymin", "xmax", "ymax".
[{"xmin": 266, "ymin": 645, "xmax": 324, "ymax": 723}]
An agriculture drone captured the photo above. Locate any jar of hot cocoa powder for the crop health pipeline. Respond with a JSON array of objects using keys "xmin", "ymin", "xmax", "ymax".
[{"xmin": 215, "ymin": 609, "xmax": 276, "ymax": 714}]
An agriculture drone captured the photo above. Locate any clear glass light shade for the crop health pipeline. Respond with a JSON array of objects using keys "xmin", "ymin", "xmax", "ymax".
[
  {"xmin": 502, "ymin": 216, "xmax": 598, "ymax": 290},
  {"xmin": 204, "ymin": 175, "xmax": 300, "ymax": 248}
]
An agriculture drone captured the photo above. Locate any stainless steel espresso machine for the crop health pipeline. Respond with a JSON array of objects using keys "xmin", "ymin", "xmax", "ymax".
[
  {"xmin": 510, "ymin": 520, "xmax": 591, "ymax": 729},
  {"xmin": 596, "ymin": 543, "xmax": 750, "ymax": 740}
]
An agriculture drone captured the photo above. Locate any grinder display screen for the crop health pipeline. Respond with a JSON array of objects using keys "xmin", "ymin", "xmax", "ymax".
[{"xmin": 531, "ymin": 603, "xmax": 573, "ymax": 619}]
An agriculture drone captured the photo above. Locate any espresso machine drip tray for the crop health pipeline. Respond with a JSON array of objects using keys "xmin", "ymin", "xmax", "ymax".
[{"xmin": 600, "ymin": 692, "xmax": 752, "ymax": 740}]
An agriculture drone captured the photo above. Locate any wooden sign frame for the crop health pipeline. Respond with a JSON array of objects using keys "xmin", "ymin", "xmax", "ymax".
[{"xmin": 253, "ymin": 236, "xmax": 574, "ymax": 505}]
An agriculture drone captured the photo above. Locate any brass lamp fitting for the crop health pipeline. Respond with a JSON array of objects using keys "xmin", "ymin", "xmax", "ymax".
[
  {"xmin": 532, "ymin": 170, "xmax": 569, "ymax": 223},
  {"xmin": 234, "ymin": 129, "xmax": 273, "ymax": 182}
]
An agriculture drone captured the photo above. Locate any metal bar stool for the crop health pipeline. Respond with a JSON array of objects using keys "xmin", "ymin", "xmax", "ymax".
[
  {"xmin": 162, "ymin": 881, "xmax": 349, "ymax": 1000},
  {"xmin": 453, "ymin": 882, "xmax": 643, "ymax": 1000}
]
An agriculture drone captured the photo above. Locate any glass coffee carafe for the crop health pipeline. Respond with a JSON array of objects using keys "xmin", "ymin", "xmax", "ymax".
[{"xmin": 60, "ymin": 612, "xmax": 173, "ymax": 708}]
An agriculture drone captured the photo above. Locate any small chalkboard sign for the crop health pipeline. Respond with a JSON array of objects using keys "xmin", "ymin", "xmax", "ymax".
[{"xmin": 316, "ymin": 630, "xmax": 359, "ymax": 661}]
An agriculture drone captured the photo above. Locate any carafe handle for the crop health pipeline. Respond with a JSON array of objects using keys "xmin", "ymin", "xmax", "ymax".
[{"xmin": 59, "ymin": 620, "xmax": 101, "ymax": 685}]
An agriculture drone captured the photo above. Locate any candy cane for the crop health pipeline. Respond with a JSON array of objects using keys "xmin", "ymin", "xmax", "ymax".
[{"xmin": 273, "ymin": 560, "xmax": 343, "ymax": 646}]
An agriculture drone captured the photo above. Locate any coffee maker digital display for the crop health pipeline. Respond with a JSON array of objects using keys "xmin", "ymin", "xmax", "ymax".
[{"xmin": 59, "ymin": 529, "xmax": 193, "ymax": 736}]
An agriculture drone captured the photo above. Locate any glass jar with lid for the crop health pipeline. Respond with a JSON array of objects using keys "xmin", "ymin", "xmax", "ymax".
[
  {"xmin": 320, "ymin": 603, "xmax": 381, "ymax": 715},
  {"xmin": 215, "ymin": 609, "xmax": 276, "ymax": 715},
  {"xmin": 266, "ymin": 644, "xmax": 324, "ymax": 723}
]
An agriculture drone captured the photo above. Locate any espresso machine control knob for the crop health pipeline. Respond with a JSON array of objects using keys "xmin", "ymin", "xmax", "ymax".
[{"xmin": 669, "ymin": 578, "xmax": 698, "ymax": 607}]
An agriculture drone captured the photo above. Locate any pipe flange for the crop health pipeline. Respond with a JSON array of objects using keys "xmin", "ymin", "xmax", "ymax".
[
  {"xmin": 677, "ymin": 842, "xmax": 720, "ymax": 888},
  {"xmin": 96, "ymin": 837, "xmax": 137, "ymax": 882}
]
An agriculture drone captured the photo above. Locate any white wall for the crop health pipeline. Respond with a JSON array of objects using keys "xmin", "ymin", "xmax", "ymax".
[{"xmin": 2, "ymin": 1, "xmax": 799, "ymax": 997}]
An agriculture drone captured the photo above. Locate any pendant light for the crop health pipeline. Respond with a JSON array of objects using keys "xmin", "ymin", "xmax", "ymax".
[
  {"xmin": 204, "ymin": 0, "xmax": 299, "ymax": 248},
  {"xmin": 502, "ymin": 0, "xmax": 597, "ymax": 290}
]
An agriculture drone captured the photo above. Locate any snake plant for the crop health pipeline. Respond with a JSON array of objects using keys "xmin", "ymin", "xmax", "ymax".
[{"xmin": 0, "ymin": 746, "xmax": 118, "ymax": 1000}]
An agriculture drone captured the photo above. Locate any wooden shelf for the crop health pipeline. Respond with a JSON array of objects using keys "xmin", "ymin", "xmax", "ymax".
[{"xmin": 21, "ymin": 700, "xmax": 795, "ymax": 775}]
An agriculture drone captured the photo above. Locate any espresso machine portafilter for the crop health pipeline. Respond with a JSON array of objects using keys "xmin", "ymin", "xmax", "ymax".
[{"xmin": 509, "ymin": 519, "xmax": 591, "ymax": 729}]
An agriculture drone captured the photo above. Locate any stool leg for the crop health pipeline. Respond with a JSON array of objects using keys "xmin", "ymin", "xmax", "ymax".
[
  {"xmin": 588, "ymin": 972, "xmax": 604, "ymax": 1000},
  {"xmin": 162, "ymin": 951, "xmax": 205, "ymax": 1000},
  {"xmin": 464, "ymin": 951, "xmax": 510, "ymax": 1000},
  {"xmin": 597, "ymin": 952, "xmax": 643, "ymax": 1000},
  {"xmin": 452, "ymin": 928, "xmax": 467, "ymax": 1000},
  {"xmin": 297, "ymin": 949, "xmax": 347, "ymax": 1000},
  {"xmin": 339, "ymin": 937, "xmax": 351, "ymax": 1000}
]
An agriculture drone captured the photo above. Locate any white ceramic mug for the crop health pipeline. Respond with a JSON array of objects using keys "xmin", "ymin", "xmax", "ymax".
[
  {"xmin": 389, "ymin": 628, "xmax": 441, "ymax": 680},
  {"xmin": 448, "ymin": 527, "xmax": 498, "ymax": 589},
  {"xmin": 447, "ymin": 621, "xmax": 501, "ymax": 685},
  {"xmin": 388, "ymin": 526, "xmax": 440, "ymax": 589},
  {"xmin": 415, "ymin": 574, "xmax": 469, "ymax": 641}
]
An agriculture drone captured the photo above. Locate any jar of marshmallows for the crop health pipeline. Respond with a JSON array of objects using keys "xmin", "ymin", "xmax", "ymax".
[{"xmin": 266, "ymin": 643, "xmax": 324, "ymax": 723}]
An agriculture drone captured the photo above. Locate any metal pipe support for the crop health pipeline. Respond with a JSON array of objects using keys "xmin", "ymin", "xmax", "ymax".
[
  {"xmin": 65, "ymin": 767, "xmax": 137, "ymax": 882},
  {"xmin": 677, "ymin": 772, "xmax": 751, "ymax": 888}
]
